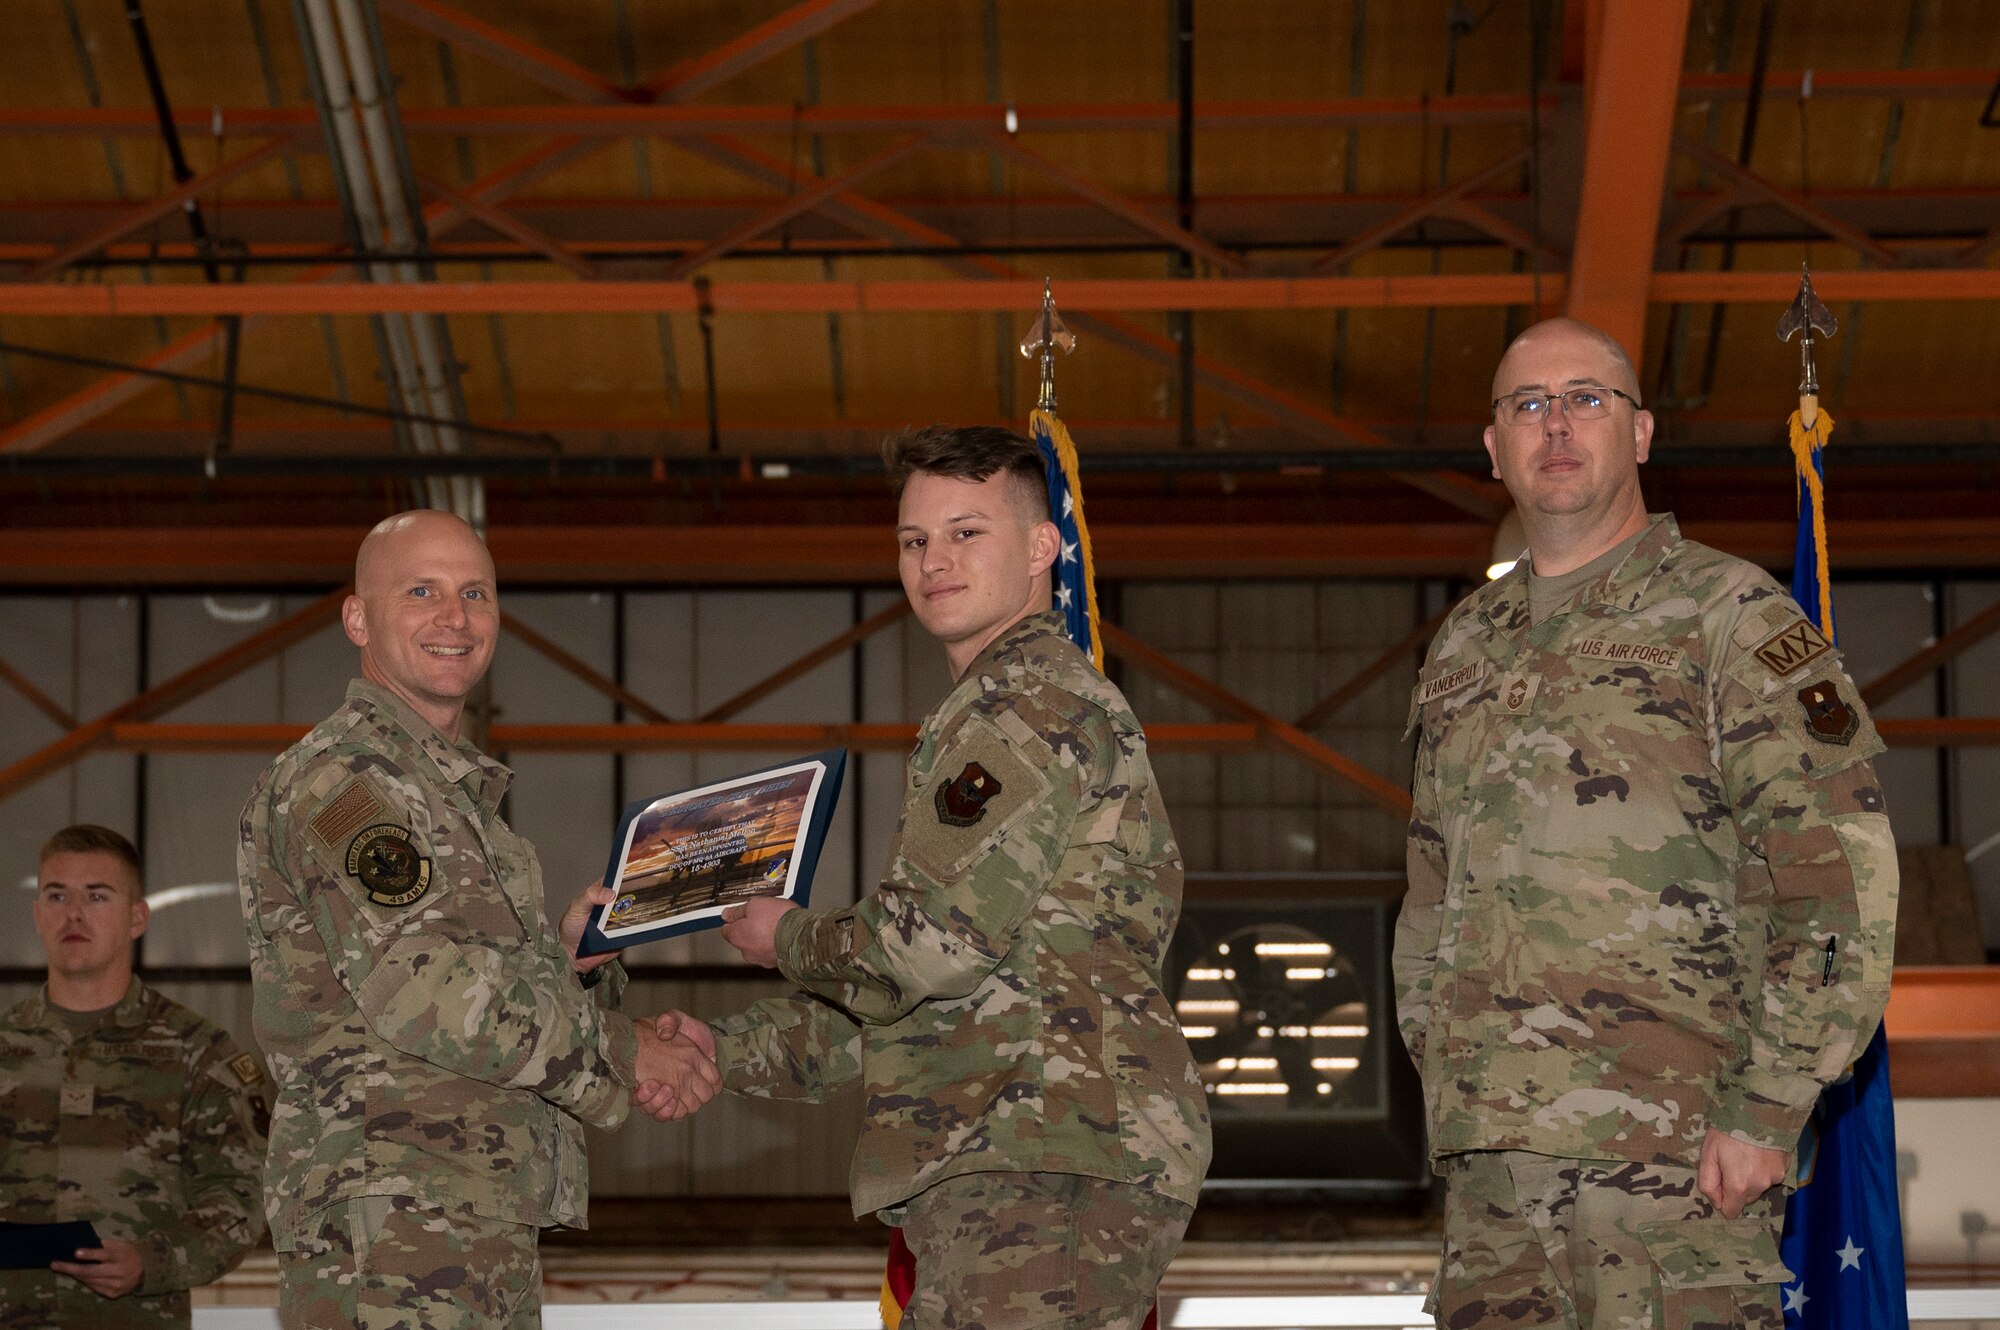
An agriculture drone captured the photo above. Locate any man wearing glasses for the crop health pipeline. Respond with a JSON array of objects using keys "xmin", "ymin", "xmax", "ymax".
[{"xmin": 1394, "ymin": 318, "xmax": 1897, "ymax": 1329}]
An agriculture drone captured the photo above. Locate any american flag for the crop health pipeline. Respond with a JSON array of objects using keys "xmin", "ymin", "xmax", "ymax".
[{"xmin": 1031, "ymin": 405, "xmax": 1102, "ymax": 671}]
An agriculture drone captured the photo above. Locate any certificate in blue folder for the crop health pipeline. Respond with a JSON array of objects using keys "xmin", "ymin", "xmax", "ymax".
[{"xmin": 576, "ymin": 749, "xmax": 846, "ymax": 957}]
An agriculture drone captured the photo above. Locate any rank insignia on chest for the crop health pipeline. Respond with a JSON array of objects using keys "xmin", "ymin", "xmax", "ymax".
[
  {"xmin": 1500, "ymin": 672, "xmax": 1542, "ymax": 713},
  {"xmin": 935, "ymin": 761, "xmax": 1002, "ymax": 827},
  {"xmin": 1797, "ymin": 680, "xmax": 1859, "ymax": 744},
  {"xmin": 228, "ymin": 1053, "xmax": 262, "ymax": 1087},
  {"xmin": 60, "ymin": 1083, "xmax": 94, "ymax": 1116},
  {"xmin": 345, "ymin": 823, "xmax": 433, "ymax": 906}
]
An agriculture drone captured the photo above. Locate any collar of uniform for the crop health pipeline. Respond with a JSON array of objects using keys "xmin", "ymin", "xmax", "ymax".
[
  {"xmin": 26, "ymin": 977, "xmax": 150, "ymax": 1040},
  {"xmin": 343, "ymin": 678, "xmax": 513, "ymax": 816},
  {"xmin": 1487, "ymin": 512, "xmax": 1682, "ymax": 628},
  {"xmin": 961, "ymin": 608, "xmax": 1068, "ymax": 681}
]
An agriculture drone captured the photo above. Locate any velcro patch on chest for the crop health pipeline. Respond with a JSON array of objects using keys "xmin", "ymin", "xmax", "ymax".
[
  {"xmin": 227, "ymin": 1052, "xmax": 263, "ymax": 1087},
  {"xmin": 1749, "ymin": 616, "xmax": 1832, "ymax": 679},
  {"xmin": 345, "ymin": 823, "xmax": 433, "ymax": 907},
  {"xmin": 1574, "ymin": 639, "xmax": 1685, "ymax": 671},
  {"xmin": 309, "ymin": 776, "xmax": 386, "ymax": 856},
  {"xmin": 1416, "ymin": 660, "xmax": 1486, "ymax": 706},
  {"xmin": 1498, "ymin": 672, "xmax": 1542, "ymax": 713}
]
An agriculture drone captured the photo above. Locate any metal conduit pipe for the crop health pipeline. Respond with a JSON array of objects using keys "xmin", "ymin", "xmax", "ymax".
[
  {"xmin": 326, "ymin": 0, "xmax": 481, "ymax": 527},
  {"xmin": 296, "ymin": 0, "xmax": 445, "ymax": 513}
]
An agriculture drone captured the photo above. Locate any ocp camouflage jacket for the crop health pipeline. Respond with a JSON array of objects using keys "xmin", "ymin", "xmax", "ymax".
[
  {"xmin": 1395, "ymin": 515, "xmax": 1898, "ymax": 1170},
  {"xmin": 237, "ymin": 680, "xmax": 635, "ymax": 1247},
  {"xmin": 712, "ymin": 611, "xmax": 1212, "ymax": 1216}
]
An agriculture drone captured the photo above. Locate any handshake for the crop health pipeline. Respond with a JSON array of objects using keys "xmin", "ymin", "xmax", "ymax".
[
  {"xmin": 565, "ymin": 880, "xmax": 802, "ymax": 1125},
  {"xmin": 629, "ymin": 1009, "xmax": 720, "ymax": 1123}
]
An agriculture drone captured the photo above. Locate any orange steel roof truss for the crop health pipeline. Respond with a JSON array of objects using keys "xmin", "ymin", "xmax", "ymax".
[{"xmin": 0, "ymin": 1, "xmax": 1995, "ymax": 568}]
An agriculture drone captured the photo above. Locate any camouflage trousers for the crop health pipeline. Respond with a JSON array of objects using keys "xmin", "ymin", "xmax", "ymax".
[
  {"xmin": 1427, "ymin": 1151, "xmax": 1790, "ymax": 1330},
  {"xmin": 897, "ymin": 1171, "xmax": 1192, "ymax": 1330},
  {"xmin": 276, "ymin": 1195, "xmax": 540, "ymax": 1330}
]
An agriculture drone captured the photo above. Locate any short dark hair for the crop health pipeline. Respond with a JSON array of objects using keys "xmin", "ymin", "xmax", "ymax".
[
  {"xmin": 40, "ymin": 824, "xmax": 143, "ymax": 879},
  {"xmin": 883, "ymin": 425, "xmax": 1052, "ymax": 523}
]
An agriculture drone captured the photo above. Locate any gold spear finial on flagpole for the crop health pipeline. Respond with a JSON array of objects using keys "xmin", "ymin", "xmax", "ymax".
[
  {"xmin": 1777, "ymin": 263, "xmax": 1838, "ymax": 431},
  {"xmin": 1019, "ymin": 278, "xmax": 1076, "ymax": 413}
]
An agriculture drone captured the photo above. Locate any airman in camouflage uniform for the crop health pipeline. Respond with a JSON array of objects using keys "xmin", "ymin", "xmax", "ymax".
[
  {"xmin": 237, "ymin": 510, "xmax": 717, "ymax": 1330},
  {"xmin": 1396, "ymin": 320, "xmax": 1897, "ymax": 1329},
  {"xmin": 2, "ymin": 825, "xmax": 267, "ymax": 1330},
  {"xmin": 656, "ymin": 426, "xmax": 1211, "ymax": 1330}
]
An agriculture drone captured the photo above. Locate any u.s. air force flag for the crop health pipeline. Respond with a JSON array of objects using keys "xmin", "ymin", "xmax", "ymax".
[
  {"xmin": 1031, "ymin": 406, "xmax": 1103, "ymax": 670},
  {"xmin": 1778, "ymin": 399, "xmax": 1909, "ymax": 1330}
]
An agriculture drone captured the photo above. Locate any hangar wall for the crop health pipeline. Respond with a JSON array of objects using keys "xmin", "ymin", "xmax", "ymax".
[{"xmin": 2, "ymin": 574, "xmax": 1994, "ymax": 1213}]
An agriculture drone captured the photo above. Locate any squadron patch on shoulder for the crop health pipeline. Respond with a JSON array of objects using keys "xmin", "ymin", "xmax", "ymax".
[
  {"xmin": 1751, "ymin": 617, "xmax": 1832, "ymax": 678},
  {"xmin": 1797, "ymin": 680, "xmax": 1859, "ymax": 745},
  {"xmin": 345, "ymin": 823, "xmax": 433, "ymax": 907},
  {"xmin": 309, "ymin": 777, "xmax": 386, "ymax": 854},
  {"xmin": 935, "ymin": 761, "xmax": 1002, "ymax": 827},
  {"xmin": 228, "ymin": 1052, "xmax": 263, "ymax": 1087}
]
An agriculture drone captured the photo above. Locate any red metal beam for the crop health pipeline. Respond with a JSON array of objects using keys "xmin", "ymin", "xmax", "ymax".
[
  {"xmin": 1293, "ymin": 605, "xmax": 1452, "ymax": 732},
  {"xmin": 412, "ymin": 170, "xmax": 598, "ymax": 278},
  {"xmin": 5, "ymin": 73, "xmax": 1988, "ymax": 140},
  {"xmin": 0, "ymin": 587, "xmax": 347, "ymax": 803},
  {"xmin": 639, "ymin": 0, "xmax": 882, "ymax": 102},
  {"xmin": 0, "ymin": 654, "xmax": 77, "ymax": 730},
  {"xmin": 3, "ymin": 520, "xmax": 2000, "ymax": 587},
  {"xmin": 662, "ymin": 137, "xmax": 926, "ymax": 280},
  {"xmin": 0, "ymin": 138, "xmax": 605, "ymax": 454},
  {"xmin": 1671, "ymin": 137, "xmax": 1900, "ymax": 267},
  {"xmin": 1566, "ymin": 0, "xmax": 1691, "ymax": 356},
  {"xmin": 1098, "ymin": 622, "xmax": 1412, "ymax": 819},
  {"xmin": 985, "ymin": 134, "xmax": 1249, "ymax": 275},
  {"xmin": 13, "ymin": 269, "xmax": 2000, "ymax": 316},
  {"xmin": 1310, "ymin": 149, "xmax": 1530, "ymax": 273},
  {"xmin": 1860, "ymin": 597, "xmax": 2000, "ymax": 709},
  {"xmin": 1876, "ymin": 717, "xmax": 2000, "ymax": 747},
  {"xmin": 1885, "ymin": 966, "xmax": 2000, "ymax": 1098},
  {"xmin": 24, "ymin": 137, "xmax": 297, "ymax": 283},
  {"xmin": 698, "ymin": 600, "xmax": 910, "ymax": 723},
  {"xmin": 498, "ymin": 610, "xmax": 672, "ymax": 723},
  {"xmin": 378, "ymin": 0, "xmax": 635, "ymax": 105}
]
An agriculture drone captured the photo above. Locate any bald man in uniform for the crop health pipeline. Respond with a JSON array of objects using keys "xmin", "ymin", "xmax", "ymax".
[
  {"xmin": 238, "ymin": 511, "xmax": 719, "ymax": 1329},
  {"xmin": 1395, "ymin": 319, "xmax": 1897, "ymax": 1329}
]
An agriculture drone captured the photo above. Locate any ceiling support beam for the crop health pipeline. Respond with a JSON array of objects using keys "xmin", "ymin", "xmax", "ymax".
[
  {"xmin": 1565, "ymin": 0, "xmax": 1691, "ymax": 356},
  {"xmin": 678, "ymin": 135, "xmax": 1505, "ymax": 520},
  {"xmin": 23, "ymin": 136, "xmax": 297, "ymax": 283},
  {"xmin": 1098, "ymin": 621, "xmax": 1412, "ymax": 818},
  {"xmin": 0, "ymin": 654, "xmax": 78, "ymax": 730},
  {"xmin": 16, "ymin": 269, "xmax": 2000, "ymax": 317},
  {"xmin": 0, "ymin": 586, "xmax": 347, "ymax": 804},
  {"xmin": 1293, "ymin": 604, "xmax": 1452, "ymax": 732},
  {"xmin": 639, "ymin": 0, "xmax": 882, "ymax": 103},
  {"xmin": 3, "ymin": 521, "xmax": 1999, "ymax": 587},
  {"xmin": 1877, "ymin": 717, "xmax": 2000, "ymax": 747},
  {"xmin": 1310, "ymin": 148, "xmax": 1529, "ymax": 273},
  {"xmin": 984, "ymin": 134, "xmax": 1248, "ymax": 275},
  {"xmin": 663, "ymin": 136, "xmax": 926, "ymax": 280},
  {"xmin": 0, "ymin": 138, "xmax": 601, "ymax": 454},
  {"xmin": 498, "ymin": 610, "xmax": 672, "ymax": 722},
  {"xmin": 1671, "ymin": 137, "xmax": 1901, "ymax": 267},
  {"xmin": 697, "ymin": 599, "xmax": 909, "ymax": 723},
  {"xmin": 412, "ymin": 170, "xmax": 598, "ymax": 278},
  {"xmin": 377, "ymin": 0, "xmax": 635, "ymax": 105},
  {"xmin": 1860, "ymin": 597, "xmax": 2000, "ymax": 709}
]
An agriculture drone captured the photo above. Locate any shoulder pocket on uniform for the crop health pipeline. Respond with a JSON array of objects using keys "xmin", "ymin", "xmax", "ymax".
[{"xmin": 902, "ymin": 719, "xmax": 1052, "ymax": 884}]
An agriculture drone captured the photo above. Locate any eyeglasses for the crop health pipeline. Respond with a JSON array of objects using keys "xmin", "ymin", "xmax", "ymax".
[{"xmin": 1491, "ymin": 386, "xmax": 1640, "ymax": 424}]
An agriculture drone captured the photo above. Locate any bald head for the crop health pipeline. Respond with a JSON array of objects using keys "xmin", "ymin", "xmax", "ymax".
[
  {"xmin": 355, "ymin": 510, "xmax": 492, "ymax": 596},
  {"xmin": 1491, "ymin": 318, "xmax": 1641, "ymax": 405},
  {"xmin": 343, "ymin": 510, "xmax": 498, "ymax": 738}
]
